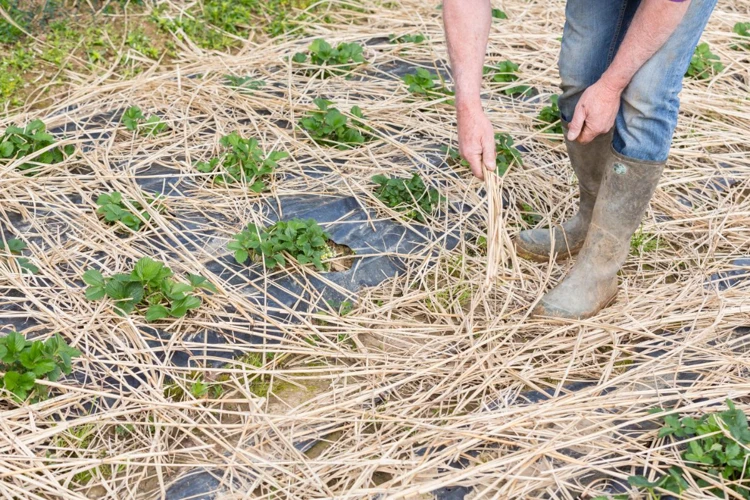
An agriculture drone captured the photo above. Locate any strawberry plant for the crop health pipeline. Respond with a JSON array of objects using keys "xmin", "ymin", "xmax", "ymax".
[
  {"xmin": 223, "ymin": 75, "xmax": 264, "ymax": 94},
  {"xmin": 83, "ymin": 257, "xmax": 216, "ymax": 321},
  {"xmin": 229, "ymin": 218, "xmax": 333, "ymax": 271},
  {"xmin": 402, "ymin": 68, "xmax": 454, "ymax": 103},
  {"xmin": 0, "ymin": 331, "xmax": 80, "ymax": 403},
  {"xmin": 484, "ymin": 61, "xmax": 532, "ymax": 97},
  {"xmin": 0, "ymin": 238, "xmax": 38, "ymax": 274},
  {"xmin": 292, "ymin": 39, "xmax": 366, "ymax": 77},
  {"xmin": 389, "ymin": 33, "xmax": 426, "ymax": 44},
  {"xmin": 0, "ymin": 119, "xmax": 74, "ymax": 174},
  {"xmin": 95, "ymin": 192, "xmax": 165, "ymax": 232},
  {"xmin": 195, "ymin": 132, "xmax": 288, "ymax": 192},
  {"xmin": 441, "ymin": 132, "xmax": 522, "ymax": 176},
  {"xmin": 298, "ymin": 98, "xmax": 371, "ymax": 149},
  {"xmin": 371, "ymin": 173, "xmax": 442, "ymax": 222},
  {"xmin": 492, "ymin": 8, "xmax": 507, "ymax": 19},
  {"xmin": 686, "ymin": 42, "xmax": 724, "ymax": 80},
  {"xmin": 731, "ymin": 22, "xmax": 750, "ymax": 51},
  {"xmin": 121, "ymin": 106, "xmax": 169, "ymax": 137},
  {"xmin": 536, "ymin": 95, "xmax": 563, "ymax": 134},
  {"xmin": 629, "ymin": 400, "xmax": 750, "ymax": 499}
]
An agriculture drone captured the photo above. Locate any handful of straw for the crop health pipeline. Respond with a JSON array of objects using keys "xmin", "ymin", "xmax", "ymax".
[{"xmin": 484, "ymin": 168, "xmax": 511, "ymax": 289}]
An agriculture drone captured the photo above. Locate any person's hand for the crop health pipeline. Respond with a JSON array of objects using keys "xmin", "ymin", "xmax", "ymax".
[
  {"xmin": 457, "ymin": 104, "xmax": 496, "ymax": 180},
  {"xmin": 567, "ymin": 78, "xmax": 623, "ymax": 144}
]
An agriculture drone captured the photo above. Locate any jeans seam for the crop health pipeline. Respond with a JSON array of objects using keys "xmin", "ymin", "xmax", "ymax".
[{"xmin": 607, "ymin": 0, "xmax": 630, "ymax": 65}]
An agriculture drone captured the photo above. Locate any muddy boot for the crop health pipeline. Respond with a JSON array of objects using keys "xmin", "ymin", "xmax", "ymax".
[
  {"xmin": 514, "ymin": 123, "xmax": 612, "ymax": 262},
  {"xmin": 531, "ymin": 149, "xmax": 665, "ymax": 320}
]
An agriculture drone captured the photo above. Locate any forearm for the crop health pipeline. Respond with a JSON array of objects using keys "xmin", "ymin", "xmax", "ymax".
[
  {"xmin": 443, "ymin": 0, "xmax": 492, "ymax": 112},
  {"xmin": 601, "ymin": 0, "xmax": 691, "ymax": 92}
]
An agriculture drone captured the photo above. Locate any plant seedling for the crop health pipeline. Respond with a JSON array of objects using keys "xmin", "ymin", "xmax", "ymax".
[
  {"xmin": 371, "ymin": 173, "xmax": 442, "ymax": 223},
  {"xmin": 121, "ymin": 106, "xmax": 169, "ymax": 137},
  {"xmin": 228, "ymin": 218, "xmax": 333, "ymax": 271},
  {"xmin": 484, "ymin": 61, "xmax": 532, "ymax": 97},
  {"xmin": 0, "ymin": 238, "xmax": 38, "ymax": 274},
  {"xmin": 441, "ymin": 132, "xmax": 522, "ymax": 176},
  {"xmin": 0, "ymin": 119, "xmax": 74, "ymax": 174},
  {"xmin": 195, "ymin": 132, "xmax": 288, "ymax": 192},
  {"xmin": 732, "ymin": 22, "xmax": 750, "ymax": 51},
  {"xmin": 95, "ymin": 192, "xmax": 165, "ymax": 232},
  {"xmin": 491, "ymin": 8, "xmax": 507, "ymax": 19},
  {"xmin": 629, "ymin": 400, "xmax": 750, "ymax": 498},
  {"xmin": 0, "ymin": 331, "xmax": 81, "ymax": 403},
  {"xmin": 83, "ymin": 257, "xmax": 216, "ymax": 321},
  {"xmin": 223, "ymin": 75, "xmax": 264, "ymax": 94},
  {"xmin": 536, "ymin": 95, "xmax": 564, "ymax": 135},
  {"xmin": 389, "ymin": 33, "xmax": 426, "ymax": 44},
  {"xmin": 402, "ymin": 68, "xmax": 454, "ymax": 103},
  {"xmin": 298, "ymin": 98, "xmax": 371, "ymax": 149},
  {"xmin": 292, "ymin": 39, "xmax": 366, "ymax": 77},
  {"xmin": 686, "ymin": 42, "xmax": 724, "ymax": 80}
]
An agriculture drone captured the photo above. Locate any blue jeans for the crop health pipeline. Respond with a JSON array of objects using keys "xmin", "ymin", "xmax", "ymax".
[{"xmin": 558, "ymin": 0, "xmax": 717, "ymax": 162}]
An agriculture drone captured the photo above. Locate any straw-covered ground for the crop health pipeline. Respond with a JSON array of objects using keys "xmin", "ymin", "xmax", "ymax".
[{"xmin": 1, "ymin": 0, "xmax": 750, "ymax": 498}]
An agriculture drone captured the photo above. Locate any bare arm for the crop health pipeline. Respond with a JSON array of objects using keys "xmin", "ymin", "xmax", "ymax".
[
  {"xmin": 568, "ymin": 0, "xmax": 691, "ymax": 142},
  {"xmin": 444, "ymin": 0, "xmax": 495, "ymax": 179}
]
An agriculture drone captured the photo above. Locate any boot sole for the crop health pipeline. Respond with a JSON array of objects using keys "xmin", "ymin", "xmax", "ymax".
[{"xmin": 530, "ymin": 289, "xmax": 619, "ymax": 320}]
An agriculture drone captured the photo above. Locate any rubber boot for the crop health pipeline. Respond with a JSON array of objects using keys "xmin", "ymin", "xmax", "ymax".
[
  {"xmin": 514, "ymin": 123, "xmax": 613, "ymax": 262},
  {"xmin": 531, "ymin": 148, "xmax": 665, "ymax": 320}
]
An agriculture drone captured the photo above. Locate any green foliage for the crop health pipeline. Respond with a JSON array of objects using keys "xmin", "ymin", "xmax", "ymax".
[
  {"xmin": 519, "ymin": 202, "xmax": 542, "ymax": 226},
  {"xmin": 121, "ymin": 106, "xmax": 168, "ymax": 137},
  {"xmin": 95, "ymin": 192, "xmax": 165, "ymax": 232},
  {"xmin": 82, "ymin": 257, "xmax": 216, "ymax": 321},
  {"xmin": 125, "ymin": 28, "xmax": 160, "ymax": 59},
  {"xmin": 195, "ymin": 132, "xmax": 288, "ymax": 191},
  {"xmin": 388, "ymin": 33, "xmax": 426, "ymax": 44},
  {"xmin": 441, "ymin": 132, "xmax": 522, "ymax": 176},
  {"xmin": 292, "ymin": 39, "xmax": 366, "ymax": 77},
  {"xmin": 629, "ymin": 400, "xmax": 750, "ymax": 498},
  {"xmin": 536, "ymin": 95, "xmax": 563, "ymax": 135},
  {"xmin": 371, "ymin": 173, "xmax": 442, "ymax": 223},
  {"xmin": 402, "ymin": 68, "xmax": 454, "ymax": 103},
  {"xmin": 0, "ymin": 0, "xmax": 30, "ymax": 44},
  {"xmin": 228, "ymin": 218, "xmax": 333, "ymax": 271},
  {"xmin": 298, "ymin": 98, "xmax": 371, "ymax": 149},
  {"xmin": 153, "ymin": 13, "xmax": 233, "ymax": 50},
  {"xmin": 0, "ymin": 331, "xmax": 80, "ymax": 403},
  {"xmin": 686, "ymin": 42, "xmax": 724, "ymax": 80},
  {"xmin": 0, "ymin": 119, "xmax": 74, "ymax": 174},
  {"xmin": 491, "ymin": 8, "xmax": 507, "ymax": 20},
  {"xmin": 223, "ymin": 75, "xmax": 264, "ymax": 94},
  {"xmin": 731, "ymin": 22, "xmax": 750, "ymax": 50},
  {"xmin": 483, "ymin": 61, "xmax": 532, "ymax": 97},
  {"xmin": 630, "ymin": 228, "xmax": 659, "ymax": 255},
  {"xmin": 0, "ymin": 237, "xmax": 38, "ymax": 274}
]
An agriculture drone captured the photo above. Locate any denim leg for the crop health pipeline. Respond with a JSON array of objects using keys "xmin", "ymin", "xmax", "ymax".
[
  {"xmin": 558, "ymin": 0, "xmax": 637, "ymax": 122},
  {"xmin": 613, "ymin": 0, "xmax": 718, "ymax": 162}
]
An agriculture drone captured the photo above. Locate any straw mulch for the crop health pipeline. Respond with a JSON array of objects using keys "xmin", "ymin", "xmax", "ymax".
[{"xmin": 1, "ymin": 0, "xmax": 749, "ymax": 498}]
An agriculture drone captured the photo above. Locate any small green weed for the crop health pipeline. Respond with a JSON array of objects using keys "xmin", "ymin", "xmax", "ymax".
[
  {"xmin": 121, "ymin": 106, "xmax": 168, "ymax": 137},
  {"xmin": 153, "ymin": 13, "xmax": 232, "ymax": 50},
  {"xmin": 0, "ymin": 237, "xmax": 38, "ymax": 274},
  {"xmin": 164, "ymin": 372, "xmax": 215, "ymax": 401},
  {"xmin": 95, "ymin": 192, "xmax": 165, "ymax": 232},
  {"xmin": 0, "ymin": 0, "xmax": 30, "ymax": 44},
  {"xmin": 0, "ymin": 331, "xmax": 80, "ymax": 403},
  {"xmin": 630, "ymin": 228, "xmax": 659, "ymax": 255},
  {"xmin": 125, "ymin": 28, "xmax": 160, "ymax": 59},
  {"xmin": 228, "ymin": 218, "xmax": 332, "ymax": 271},
  {"xmin": 484, "ymin": 61, "xmax": 532, "ymax": 97},
  {"xmin": 195, "ymin": 132, "xmax": 288, "ymax": 192},
  {"xmin": 298, "ymin": 98, "xmax": 371, "ymax": 149},
  {"xmin": 731, "ymin": 22, "xmax": 750, "ymax": 50},
  {"xmin": 536, "ymin": 95, "xmax": 563, "ymax": 135},
  {"xmin": 491, "ymin": 8, "xmax": 507, "ymax": 19},
  {"xmin": 402, "ymin": 68, "xmax": 454, "ymax": 103},
  {"xmin": 389, "ymin": 33, "xmax": 426, "ymax": 44},
  {"xmin": 223, "ymin": 75, "xmax": 264, "ymax": 94},
  {"xmin": 686, "ymin": 42, "xmax": 724, "ymax": 80},
  {"xmin": 292, "ymin": 39, "xmax": 366, "ymax": 77},
  {"xmin": 0, "ymin": 119, "xmax": 74, "ymax": 174},
  {"xmin": 519, "ymin": 202, "xmax": 542, "ymax": 226},
  {"xmin": 371, "ymin": 173, "xmax": 442, "ymax": 223},
  {"xmin": 83, "ymin": 257, "xmax": 216, "ymax": 321},
  {"xmin": 629, "ymin": 400, "xmax": 750, "ymax": 498}
]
